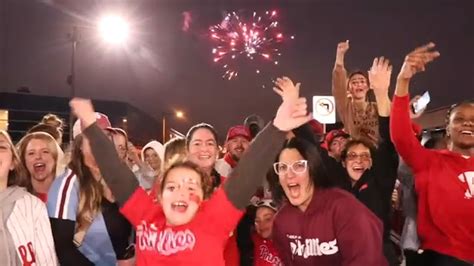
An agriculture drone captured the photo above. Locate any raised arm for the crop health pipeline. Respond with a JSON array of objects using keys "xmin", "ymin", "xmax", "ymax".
[
  {"xmin": 70, "ymin": 99, "xmax": 139, "ymax": 206},
  {"xmin": 224, "ymin": 77, "xmax": 312, "ymax": 209},
  {"xmin": 332, "ymin": 41, "xmax": 350, "ymax": 121},
  {"xmin": 369, "ymin": 57, "xmax": 392, "ymax": 117},
  {"xmin": 390, "ymin": 43, "xmax": 440, "ymax": 173}
]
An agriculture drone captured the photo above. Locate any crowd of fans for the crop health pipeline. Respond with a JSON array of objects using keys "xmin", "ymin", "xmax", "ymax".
[{"xmin": 0, "ymin": 42, "xmax": 472, "ymax": 266}]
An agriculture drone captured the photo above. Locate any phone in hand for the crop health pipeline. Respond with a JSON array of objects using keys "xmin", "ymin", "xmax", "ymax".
[{"xmin": 412, "ymin": 91, "xmax": 430, "ymax": 114}]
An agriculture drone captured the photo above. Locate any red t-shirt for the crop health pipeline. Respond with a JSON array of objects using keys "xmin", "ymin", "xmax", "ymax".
[
  {"xmin": 121, "ymin": 187, "xmax": 243, "ymax": 265},
  {"xmin": 391, "ymin": 95, "xmax": 474, "ymax": 262},
  {"xmin": 252, "ymin": 234, "xmax": 283, "ymax": 266}
]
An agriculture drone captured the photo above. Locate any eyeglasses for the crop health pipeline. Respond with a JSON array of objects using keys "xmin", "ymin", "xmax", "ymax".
[
  {"xmin": 346, "ymin": 152, "xmax": 371, "ymax": 161},
  {"xmin": 273, "ymin": 160, "xmax": 308, "ymax": 175}
]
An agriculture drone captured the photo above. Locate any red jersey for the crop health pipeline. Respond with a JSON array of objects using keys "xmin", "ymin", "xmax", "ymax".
[
  {"xmin": 252, "ymin": 233, "xmax": 283, "ymax": 266},
  {"xmin": 390, "ymin": 95, "xmax": 474, "ymax": 262},
  {"xmin": 121, "ymin": 187, "xmax": 243, "ymax": 265}
]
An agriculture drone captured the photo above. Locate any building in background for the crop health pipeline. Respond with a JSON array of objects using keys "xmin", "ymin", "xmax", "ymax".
[{"xmin": 0, "ymin": 92, "xmax": 162, "ymax": 145}]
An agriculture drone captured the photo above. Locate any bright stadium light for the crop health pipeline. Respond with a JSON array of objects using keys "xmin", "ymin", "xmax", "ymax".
[{"xmin": 98, "ymin": 15, "xmax": 130, "ymax": 44}]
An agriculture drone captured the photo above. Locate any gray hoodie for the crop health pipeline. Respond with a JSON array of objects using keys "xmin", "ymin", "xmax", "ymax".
[{"xmin": 0, "ymin": 186, "xmax": 28, "ymax": 265}]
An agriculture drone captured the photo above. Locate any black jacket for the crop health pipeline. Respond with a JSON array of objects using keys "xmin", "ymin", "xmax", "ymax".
[{"xmin": 294, "ymin": 117, "xmax": 399, "ymax": 240}]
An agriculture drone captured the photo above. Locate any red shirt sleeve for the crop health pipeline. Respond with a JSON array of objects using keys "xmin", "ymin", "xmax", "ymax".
[
  {"xmin": 120, "ymin": 187, "xmax": 155, "ymax": 226},
  {"xmin": 390, "ymin": 95, "xmax": 431, "ymax": 173}
]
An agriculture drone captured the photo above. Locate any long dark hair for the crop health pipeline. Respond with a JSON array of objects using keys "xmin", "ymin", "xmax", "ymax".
[
  {"xmin": 269, "ymin": 137, "xmax": 333, "ymax": 204},
  {"xmin": 69, "ymin": 135, "xmax": 104, "ymax": 233}
]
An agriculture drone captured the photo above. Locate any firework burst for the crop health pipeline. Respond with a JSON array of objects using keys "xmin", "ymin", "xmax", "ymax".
[{"xmin": 209, "ymin": 10, "xmax": 293, "ymax": 80}]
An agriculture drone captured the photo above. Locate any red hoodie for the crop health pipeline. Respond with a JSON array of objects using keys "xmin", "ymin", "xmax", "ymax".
[
  {"xmin": 390, "ymin": 95, "xmax": 474, "ymax": 262},
  {"xmin": 272, "ymin": 188, "xmax": 387, "ymax": 266}
]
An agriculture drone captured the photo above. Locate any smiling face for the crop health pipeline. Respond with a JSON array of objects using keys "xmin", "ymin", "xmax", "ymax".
[
  {"xmin": 226, "ymin": 136, "xmax": 250, "ymax": 161},
  {"xmin": 276, "ymin": 148, "xmax": 313, "ymax": 212},
  {"xmin": 187, "ymin": 128, "xmax": 218, "ymax": 172},
  {"xmin": 24, "ymin": 138, "xmax": 56, "ymax": 183},
  {"xmin": 447, "ymin": 103, "xmax": 474, "ymax": 150},
  {"xmin": 348, "ymin": 74, "xmax": 369, "ymax": 101},
  {"xmin": 343, "ymin": 143, "xmax": 373, "ymax": 183},
  {"xmin": 160, "ymin": 166, "xmax": 204, "ymax": 226},
  {"xmin": 144, "ymin": 148, "xmax": 162, "ymax": 171},
  {"xmin": 255, "ymin": 207, "xmax": 276, "ymax": 239}
]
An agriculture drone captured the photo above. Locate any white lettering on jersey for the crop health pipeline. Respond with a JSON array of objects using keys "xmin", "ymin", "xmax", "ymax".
[
  {"xmin": 287, "ymin": 235, "xmax": 339, "ymax": 258},
  {"xmin": 136, "ymin": 222, "xmax": 196, "ymax": 255},
  {"xmin": 458, "ymin": 171, "xmax": 474, "ymax": 199}
]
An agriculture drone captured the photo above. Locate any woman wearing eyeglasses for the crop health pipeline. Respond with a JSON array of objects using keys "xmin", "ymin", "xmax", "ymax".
[
  {"xmin": 336, "ymin": 59, "xmax": 400, "ymax": 265},
  {"xmin": 270, "ymin": 137, "xmax": 386, "ymax": 266}
]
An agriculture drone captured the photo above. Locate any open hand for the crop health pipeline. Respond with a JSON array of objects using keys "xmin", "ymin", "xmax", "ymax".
[
  {"xmin": 369, "ymin": 57, "xmax": 392, "ymax": 95},
  {"xmin": 69, "ymin": 98, "xmax": 96, "ymax": 128},
  {"xmin": 398, "ymin": 43, "xmax": 440, "ymax": 80},
  {"xmin": 273, "ymin": 97, "xmax": 312, "ymax": 132},
  {"xmin": 273, "ymin": 76, "xmax": 300, "ymax": 102}
]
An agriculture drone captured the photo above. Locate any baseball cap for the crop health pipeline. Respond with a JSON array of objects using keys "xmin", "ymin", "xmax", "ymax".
[
  {"xmin": 72, "ymin": 112, "xmax": 112, "ymax": 139},
  {"xmin": 226, "ymin": 125, "xmax": 251, "ymax": 142},
  {"xmin": 321, "ymin": 129, "xmax": 350, "ymax": 150}
]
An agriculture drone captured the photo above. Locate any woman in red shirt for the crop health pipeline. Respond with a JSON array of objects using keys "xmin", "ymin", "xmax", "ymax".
[
  {"xmin": 68, "ymin": 83, "xmax": 311, "ymax": 266},
  {"xmin": 390, "ymin": 43, "xmax": 473, "ymax": 265}
]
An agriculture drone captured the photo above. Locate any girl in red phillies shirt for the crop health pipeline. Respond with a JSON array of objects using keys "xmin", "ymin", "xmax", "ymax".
[
  {"xmin": 253, "ymin": 199, "xmax": 283, "ymax": 266},
  {"xmin": 68, "ymin": 83, "xmax": 311, "ymax": 266},
  {"xmin": 390, "ymin": 43, "xmax": 473, "ymax": 265}
]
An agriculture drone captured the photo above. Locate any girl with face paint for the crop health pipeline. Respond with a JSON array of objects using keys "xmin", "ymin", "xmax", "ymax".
[
  {"xmin": 68, "ymin": 77, "xmax": 311, "ymax": 266},
  {"xmin": 391, "ymin": 43, "xmax": 473, "ymax": 265}
]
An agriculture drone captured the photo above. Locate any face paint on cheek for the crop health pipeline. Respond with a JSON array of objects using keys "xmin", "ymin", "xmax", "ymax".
[{"xmin": 189, "ymin": 193, "xmax": 201, "ymax": 205}]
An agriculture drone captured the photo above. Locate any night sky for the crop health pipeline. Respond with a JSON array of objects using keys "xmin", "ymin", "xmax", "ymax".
[{"xmin": 0, "ymin": 0, "xmax": 472, "ymax": 138}]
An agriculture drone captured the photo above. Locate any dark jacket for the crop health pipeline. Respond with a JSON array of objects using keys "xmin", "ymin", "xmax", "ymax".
[{"xmin": 294, "ymin": 117, "xmax": 399, "ymax": 240}]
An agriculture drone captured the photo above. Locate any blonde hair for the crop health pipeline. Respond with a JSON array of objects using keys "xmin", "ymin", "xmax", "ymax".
[
  {"xmin": 0, "ymin": 130, "xmax": 28, "ymax": 187},
  {"xmin": 163, "ymin": 137, "xmax": 186, "ymax": 170}
]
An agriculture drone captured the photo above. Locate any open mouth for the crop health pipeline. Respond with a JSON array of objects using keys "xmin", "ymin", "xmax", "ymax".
[
  {"xmin": 352, "ymin": 166, "xmax": 365, "ymax": 173},
  {"xmin": 33, "ymin": 163, "xmax": 46, "ymax": 172},
  {"xmin": 171, "ymin": 201, "xmax": 189, "ymax": 213},
  {"xmin": 198, "ymin": 155, "xmax": 211, "ymax": 160},
  {"xmin": 461, "ymin": 130, "xmax": 473, "ymax": 136},
  {"xmin": 287, "ymin": 183, "xmax": 301, "ymax": 197}
]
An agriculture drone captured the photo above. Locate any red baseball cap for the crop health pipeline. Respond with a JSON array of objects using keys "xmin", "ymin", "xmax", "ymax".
[
  {"xmin": 321, "ymin": 129, "xmax": 350, "ymax": 150},
  {"xmin": 226, "ymin": 125, "xmax": 251, "ymax": 142},
  {"xmin": 73, "ymin": 112, "xmax": 112, "ymax": 139}
]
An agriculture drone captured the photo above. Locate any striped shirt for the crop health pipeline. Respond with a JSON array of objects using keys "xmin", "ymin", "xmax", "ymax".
[{"xmin": 3, "ymin": 186, "xmax": 58, "ymax": 265}]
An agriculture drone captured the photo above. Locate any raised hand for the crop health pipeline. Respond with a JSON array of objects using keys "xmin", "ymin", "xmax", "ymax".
[
  {"xmin": 273, "ymin": 76, "xmax": 300, "ymax": 102},
  {"xmin": 273, "ymin": 97, "xmax": 312, "ymax": 132},
  {"xmin": 69, "ymin": 98, "xmax": 96, "ymax": 128},
  {"xmin": 369, "ymin": 57, "xmax": 392, "ymax": 95},
  {"xmin": 398, "ymin": 43, "xmax": 440, "ymax": 80},
  {"xmin": 337, "ymin": 40, "xmax": 350, "ymax": 55},
  {"xmin": 335, "ymin": 40, "xmax": 350, "ymax": 65}
]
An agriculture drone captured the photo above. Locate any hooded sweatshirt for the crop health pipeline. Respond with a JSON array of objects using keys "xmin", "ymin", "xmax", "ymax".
[
  {"xmin": 0, "ymin": 186, "xmax": 58, "ymax": 266},
  {"xmin": 272, "ymin": 188, "xmax": 387, "ymax": 266},
  {"xmin": 138, "ymin": 140, "xmax": 165, "ymax": 189}
]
